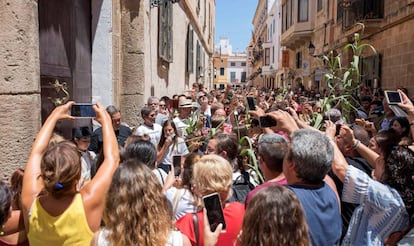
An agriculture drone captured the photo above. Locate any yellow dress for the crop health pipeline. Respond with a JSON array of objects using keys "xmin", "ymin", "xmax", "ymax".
[{"xmin": 28, "ymin": 193, "xmax": 93, "ymax": 246}]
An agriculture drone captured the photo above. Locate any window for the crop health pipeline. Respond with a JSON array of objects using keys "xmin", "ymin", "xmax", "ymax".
[
  {"xmin": 298, "ymin": 0, "xmax": 309, "ymax": 22},
  {"xmin": 220, "ymin": 67, "xmax": 225, "ymax": 76},
  {"xmin": 241, "ymin": 72, "xmax": 246, "ymax": 82},
  {"xmin": 342, "ymin": 0, "xmax": 384, "ymax": 29},
  {"xmin": 241, "ymin": 62, "xmax": 246, "ymax": 66},
  {"xmin": 196, "ymin": 41, "xmax": 201, "ymax": 78},
  {"xmin": 265, "ymin": 48, "xmax": 270, "ymax": 66},
  {"xmin": 282, "ymin": 3, "xmax": 287, "ymax": 32},
  {"xmin": 296, "ymin": 52, "xmax": 302, "ymax": 69},
  {"xmin": 159, "ymin": 1, "xmax": 173, "ymax": 62},
  {"xmin": 230, "ymin": 62, "xmax": 236, "ymax": 67},
  {"xmin": 230, "ymin": 72, "xmax": 236, "ymax": 82},
  {"xmin": 337, "ymin": 1, "xmax": 343, "ymax": 21},
  {"xmin": 186, "ymin": 25, "xmax": 194, "ymax": 73},
  {"xmin": 273, "ymin": 18, "xmax": 275, "ymax": 33},
  {"xmin": 317, "ymin": 0, "xmax": 323, "ymax": 12},
  {"xmin": 272, "ymin": 46, "xmax": 275, "ymax": 63}
]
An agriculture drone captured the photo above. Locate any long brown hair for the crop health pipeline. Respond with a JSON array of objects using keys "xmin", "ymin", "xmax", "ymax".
[
  {"xmin": 41, "ymin": 141, "xmax": 81, "ymax": 199},
  {"xmin": 158, "ymin": 120, "xmax": 178, "ymax": 151},
  {"xmin": 239, "ymin": 185, "xmax": 310, "ymax": 246},
  {"xmin": 103, "ymin": 160, "xmax": 172, "ymax": 245}
]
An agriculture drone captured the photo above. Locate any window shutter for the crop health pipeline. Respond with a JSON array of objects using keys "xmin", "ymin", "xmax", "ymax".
[{"xmin": 186, "ymin": 25, "xmax": 194, "ymax": 73}]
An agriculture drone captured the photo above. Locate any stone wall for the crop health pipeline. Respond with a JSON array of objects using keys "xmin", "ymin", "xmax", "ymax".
[{"xmin": 0, "ymin": 0, "xmax": 40, "ymax": 181}]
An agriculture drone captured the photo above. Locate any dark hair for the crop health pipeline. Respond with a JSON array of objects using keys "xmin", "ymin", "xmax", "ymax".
[
  {"xmin": 41, "ymin": 141, "xmax": 81, "ymax": 199},
  {"xmin": 121, "ymin": 139, "xmax": 157, "ymax": 169},
  {"xmin": 140, "ymin": 106, "xmax": 153, "ymax": 118},
  {"xmin": 10, "ymin": 168, "xmax": 24, "ymax": 209},
  {"xmin": 374, "ymin": 128, "xmax": 400, "ymax": 158},
  {"xmin": 0, "ymin": 181, "xmax": 12, "ymax": 226},
  {"xmin": 213, "ymin": 133, "xmax": 240, "ymax": 162},
  {"xmin": 181, "ymin": 153, "xmax": 201, "ymax": 189},
  {"xmin": 389, "ymin": 117, "xmax": 410, "ymax": 137},
  {"xmin": 258, "ymin": 134, "xmax": 288, "ymax": 173},
  {"xmin": 382, "ymin": 146, "xmax": 414, "ymax": 215},
  {"xmin": 158, "ymin": 120, "xmax": 178, "ymax": 151}
]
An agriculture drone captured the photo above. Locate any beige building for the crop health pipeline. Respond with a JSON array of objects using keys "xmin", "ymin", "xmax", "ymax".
[
  {"xmin": 280, "ymin": 0, "xmax": 414, "ymax": 95},
  {"xmin": 247, "ymin": 0, "xmax": 268, "ymax": 90},
  {"xmin": 0, "ymin": 0, "xmax": 215, "ymax": 180}
]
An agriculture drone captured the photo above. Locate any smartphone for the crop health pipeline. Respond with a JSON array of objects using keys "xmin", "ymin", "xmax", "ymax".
[
  {"xmin": 335, "ymin": 124, "xmax": 342, "ymax": 136},
  {"xmin": 172, "ymin": 155, "xmax": 181, "ymax": 177},
  {"xmin": 246, "ymin": 97, "xmax": 256, "ymax": 111},
  {"xmin": 384, "ymin": 91, "xmax": 403, "ymax": 104},
  {"xmin": 71, "ymin": 103, "xmax": 96, "ymax": 118},
  {"xmin": 203, "ymin": 192, "xmax": 226, "ymax": 231},
  {"xmin": 172, "ymin": 155, "xmax": 181, "ymax": 168},
  {"xmin": 259, "ymin": 115, "xmax": 277, "ymax": 128}
]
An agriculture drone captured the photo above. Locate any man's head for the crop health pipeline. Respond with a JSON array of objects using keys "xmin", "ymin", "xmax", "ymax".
[
  {"xmin": 106, "ymin": 105, "xmax": 122, "ymax": 131},
  {"xmin": 205, "ymin": 133, "xmax": 239, "ymax": 163},
  {"xmin": 284, "ymin": 129, "xmax": 333, "ymax": 185},
  {"xmin": 140, "ymin": 106, "xmax": 156, "ymax": 127},
  {"xmin": 258, "ymin": 133, "xmax": 288, "ymax": 181},
  {"xmin": 147, "ymin": 96, "xmax": 160, "ymax": 113},
  {"xmin": 72, "ymin": 126, "xmax": 92, "ymax": 152}
]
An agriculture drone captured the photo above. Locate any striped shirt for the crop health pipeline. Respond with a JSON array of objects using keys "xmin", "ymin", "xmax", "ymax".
[{"xmin": 342, "ymin": 165, "xmax": 409, "ymax": 245}]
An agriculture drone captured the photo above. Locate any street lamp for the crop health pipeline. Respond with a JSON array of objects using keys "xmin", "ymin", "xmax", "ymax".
[{"xmin": 308, "ymin": 41, "xmax": 316, "ymax": 56}]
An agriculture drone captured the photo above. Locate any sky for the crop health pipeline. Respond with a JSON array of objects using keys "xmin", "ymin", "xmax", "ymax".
[{"xmin": 215, "ymin": 0, "xmax": 258, "ymax": 53}]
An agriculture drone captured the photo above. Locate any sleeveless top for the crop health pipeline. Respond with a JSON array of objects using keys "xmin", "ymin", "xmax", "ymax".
[
  {"xmin": 28, "ymin": 193, "xmax": 93, "ymax": 246},
  {"xmin": 97, "ymin": 229, "xmax": 183, "ymax": 246}
]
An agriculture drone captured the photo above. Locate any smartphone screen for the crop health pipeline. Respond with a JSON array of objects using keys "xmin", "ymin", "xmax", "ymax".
[
  {"xmin": 71, "ymin": 104, "xmax": 96, "ymax": 118},
  {"xmin": 246, "ymin": 97, "xmax": 256, "ymax": 111},
  {"xmin": 172, "ymin": 155, "xmax": 181, "ymax": 177},
  {"xmin": 259, "ymin": 115, "xmax": 277, "ymax": 128},
  {"xmin": 385, "ymin": 91, "xmax": 402, "ymax": 104},
  {"xmin": 203, "ymin": 192, "xmax": 226, "ymax": 231},
  {"xmin": 172, "ymin": 155, "xmax": 181, "ymax": 168}
]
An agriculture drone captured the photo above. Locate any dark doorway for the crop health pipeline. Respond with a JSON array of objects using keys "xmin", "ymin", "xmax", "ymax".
[{"xmin": 38, "ymin": 0, "xmax": 92, "ymax": 138}]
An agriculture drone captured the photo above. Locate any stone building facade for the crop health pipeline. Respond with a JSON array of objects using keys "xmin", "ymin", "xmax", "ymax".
[
  {"xmin": 280, "ymin": 0, "xmax": 414, "ymax": 95},
  {"xmin": 0, "ymin": 0, "xmax": 215, "ymax": 180}
]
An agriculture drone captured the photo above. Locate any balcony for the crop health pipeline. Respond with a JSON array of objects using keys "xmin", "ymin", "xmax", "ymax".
[
  {"xmin": 281, "ymin": 21, "xmax": 314, "ymax": 49},
  {"xmin": 342, "ymin": 0, "xmax": 384, "ymax": 30}
]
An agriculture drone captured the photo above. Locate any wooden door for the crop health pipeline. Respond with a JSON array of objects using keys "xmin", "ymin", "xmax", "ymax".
[{"xmin": 39, "ymin": 0, "xmax": 92, "ymax": 138}]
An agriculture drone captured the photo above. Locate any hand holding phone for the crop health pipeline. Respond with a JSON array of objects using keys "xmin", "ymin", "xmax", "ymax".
[
  {"xmin": 203, "ymin": 192, "xmax": 226, "ymax": 232},
  {"xmin": 70, "ymin": 103, "xmax": 96, "ymax": 118},
  {"xmin": 246, "ymin": 97, "xmax": 256, "ymax": 111},
  {"xmin": 259, "ymin": 115, "xmax": 277, "ymax": 128}
]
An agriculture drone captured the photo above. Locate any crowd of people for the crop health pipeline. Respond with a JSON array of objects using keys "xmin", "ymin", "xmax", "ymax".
[{"xmin": 1, "ymin": 83, "xmax": 414, "ymax": 246}]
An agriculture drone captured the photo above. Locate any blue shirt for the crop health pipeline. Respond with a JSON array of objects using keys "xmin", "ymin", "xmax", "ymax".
[
  {"xmin": 289, "ymin": 183, "xmax": 342, "ymax": 246},
  {"xmin": 342, "ymin": 165, "xmax": 409, "ymax": 245}
]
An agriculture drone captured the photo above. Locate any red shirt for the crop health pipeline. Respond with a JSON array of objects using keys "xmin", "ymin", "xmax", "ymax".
[{"xmin": 175, "ymin": 202, "xmax": 245, "ymax": 246}]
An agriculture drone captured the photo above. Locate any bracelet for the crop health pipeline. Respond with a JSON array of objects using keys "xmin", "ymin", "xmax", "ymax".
[{"xmin": 352, "ymin": 140, "xmax": 361, "ymax": 150}]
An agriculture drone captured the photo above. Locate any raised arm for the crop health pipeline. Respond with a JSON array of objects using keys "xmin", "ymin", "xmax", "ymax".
[
  {"xmin": 398, "ymin": 89, "xmax": 414, "ymax": 140},
  {"xmin": 21, "ymin": 102, "xmax": 75, "ymax": 225},
  {"xmin": 81, "ymin": 102, "xmax": 120, "ymax": 231},
  {"xmin": 325, "ymin": 120, "xmax": 349, "ymax": 182}
]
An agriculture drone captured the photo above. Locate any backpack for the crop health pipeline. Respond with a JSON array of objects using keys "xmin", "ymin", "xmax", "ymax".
[{"xmin": 228, "ymin": 171, "xmax": 255, "ymax": 203}]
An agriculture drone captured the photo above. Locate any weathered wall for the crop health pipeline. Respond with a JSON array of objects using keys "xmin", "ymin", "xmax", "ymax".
[
  {"xmin": 119, "ymin": 0, "xmax": 146, "ymax": 129},
  {"xmin": 0, "ymin": 0, "xmax": 41, "ymax": 181}
]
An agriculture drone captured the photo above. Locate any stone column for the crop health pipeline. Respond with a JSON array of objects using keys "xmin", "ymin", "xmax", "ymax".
[
  {"xmin": 118, "ymin": 0, "xmax": 146, "ymax": 129},
  {"xmin": 0, "ymin": 0, "xmax": 41, "ymax": 180}
]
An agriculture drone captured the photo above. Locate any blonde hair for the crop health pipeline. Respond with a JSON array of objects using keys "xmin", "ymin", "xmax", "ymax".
[
  {"xmin": 103, "ymin": 160, "xmax": 172, "ymax": 246},
  {"xmin": 193, "ymin": 155, "xmax": 233, "ymax": 204}
]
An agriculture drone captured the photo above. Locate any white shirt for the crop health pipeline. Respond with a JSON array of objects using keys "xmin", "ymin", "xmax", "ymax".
[{"xmin": 134, "ymin": 123, "xmax": 162, "ymax": 146}]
